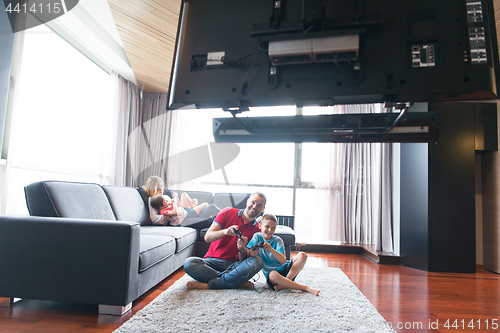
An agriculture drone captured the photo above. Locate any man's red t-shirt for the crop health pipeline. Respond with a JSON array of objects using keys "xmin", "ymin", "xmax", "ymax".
[{"xmin": 204, "ymin": 207, "xmax": 261, "ymax": 261}]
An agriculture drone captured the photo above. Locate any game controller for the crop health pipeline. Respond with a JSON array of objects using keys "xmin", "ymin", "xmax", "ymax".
[
  {"xmin": 250, "ymin": 242, "xmax": 265, "ymax": 251},
  {"xmin": 234, "ymin": 228, "xmax": 243, "ymax": 239}
]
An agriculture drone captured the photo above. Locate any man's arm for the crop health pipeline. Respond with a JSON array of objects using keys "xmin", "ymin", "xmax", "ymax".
[
  {"xmin": 237, "ymin": 236, "xmax": 251, "ymax": 260},
  {"xmin": 204, "ymin": 222, "xmax": 239, "ymax": 243}
]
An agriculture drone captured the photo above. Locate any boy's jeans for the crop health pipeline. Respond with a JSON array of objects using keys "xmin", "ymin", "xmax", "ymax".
[{"xmin": 184, "ymin": 256, "xmax": 263, "ymax": 289}]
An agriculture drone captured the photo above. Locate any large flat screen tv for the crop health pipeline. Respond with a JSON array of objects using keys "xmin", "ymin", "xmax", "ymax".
[{"xmin": 168, "ymin": 0, "xmax": 499, "ymax": 111}]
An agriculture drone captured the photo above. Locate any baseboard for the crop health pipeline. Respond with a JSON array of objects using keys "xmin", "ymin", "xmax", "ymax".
[
  {"xmin": 361, "ymin": 245, "xmax": 402, "ymax": 265},
  {"xmin": 294, "ymin": 243, "xmax": 362, "ymax": 254},
  {"xmin": 293, "ymin": 243, "xmax": 402, "ymax": 265}
]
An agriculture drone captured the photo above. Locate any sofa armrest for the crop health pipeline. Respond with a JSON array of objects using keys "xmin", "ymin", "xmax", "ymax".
[{"xmin": 0, "ymin": 215, "xmax": 140, "ymax": 306}]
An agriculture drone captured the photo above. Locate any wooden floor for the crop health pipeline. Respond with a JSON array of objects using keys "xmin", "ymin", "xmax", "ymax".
[{"xmin": 1, "ymin": 253, "xmax": 499, "ymax": 333}]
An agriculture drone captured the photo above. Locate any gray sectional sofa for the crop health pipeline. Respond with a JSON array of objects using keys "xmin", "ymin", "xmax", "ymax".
[{"xmin": 0, "ymin": 181, "xmax": 295, "ymax": 315}]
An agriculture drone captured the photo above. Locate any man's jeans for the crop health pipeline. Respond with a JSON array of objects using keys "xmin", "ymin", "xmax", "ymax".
[{"xmin": 184, "ymin": 256, "xmax": 263, "ymax": 289}]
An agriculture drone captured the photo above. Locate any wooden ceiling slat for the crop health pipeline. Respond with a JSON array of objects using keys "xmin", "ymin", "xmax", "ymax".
[
  {"xmin": 109, "ymin": 5, "xmax": 177, "ymax": 40},
  {"xmin": 143, "ymin": 0, "xmax": 181, "ymax": 18},
  {"xmin": 108, "ymin": 0, "xmax": 180, "ymax": 93},
  {"xmin": 111, "ymin": 7, "xmax": 175, "ymax": 45},
  {"xmin": 121, "ymin": 39, "xmax": 174, "ymax": 63},
  {"xmin": 108, "ymin": 0, "xmax": 178, "ymax": 33}
]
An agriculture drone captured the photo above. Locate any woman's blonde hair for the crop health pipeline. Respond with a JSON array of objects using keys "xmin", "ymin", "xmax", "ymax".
[{"xmin": 143, "ymin": 176, "xmax": 164, "ymax": 197}]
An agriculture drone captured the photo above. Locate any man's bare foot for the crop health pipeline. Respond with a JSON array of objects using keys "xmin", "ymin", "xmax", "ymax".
[
  {"xmin": 187, "ymin": 281, "xmax": 209, "ymax": 290},
  {"xmin": 306, "ymin": 286, "xmax": 320, "ymax": 296},
  {"xmin": 237, "ymin": 281, "xmax": 255, "ymax": 289}
]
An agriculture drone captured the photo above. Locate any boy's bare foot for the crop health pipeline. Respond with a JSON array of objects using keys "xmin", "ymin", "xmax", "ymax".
[
  {"xmin": 274, "ymin": 285, "xmax": 285, "ymax": 292},
  {"xmin": 237, "ymin": 281, "xmax": 255, "ymax": 289},
  {"xmin": 274, "ymin": 285, "xmax": 320, "ymax": 296},
  {"xmin": 187, "ymin": 281, "xmax": 209, "ymax": 290},
  {"xmin": 306, "ymin": 286, "xmax": 320, "ymax": 296}
]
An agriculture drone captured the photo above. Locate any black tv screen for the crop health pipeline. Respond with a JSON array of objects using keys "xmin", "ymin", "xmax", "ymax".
[{"xmin": 168, "ymin": 0, "xmax": 499, "ymax": 111}]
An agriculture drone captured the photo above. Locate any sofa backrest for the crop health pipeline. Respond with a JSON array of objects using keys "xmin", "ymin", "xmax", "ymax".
[
  {"xmin": 213, "ymin": 193, "xmax": 251, "ymax": 209},
  {"xmin": 164, "ymin": 190, "xmax": 214, "ymax": 205},
  {"xmin": 103, "ymin": 185, "xmax": 152, "ymax": 226},
  {"xmin": 25, "ymin": 181, "xmax": 116, "ymax": 220}
]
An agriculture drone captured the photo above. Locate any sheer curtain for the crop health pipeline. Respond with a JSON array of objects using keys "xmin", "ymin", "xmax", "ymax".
[
  {"xmin": 315, "ymin": 104, "xmax": 393, "ymax": 252},
  {"xmin": 129, "ymin": 92, "xmax": 171, "ymax": 187},
  {"xmin": 107, "ymin": 72, "xmax": 140, "ymax": 186},
  {"xmin": 165, "ymin": 108, "xmax": 223, "ymax": 190},
  {"xmin": 109, "ymin": 72, "xmax": 171, "ymax": 187}
]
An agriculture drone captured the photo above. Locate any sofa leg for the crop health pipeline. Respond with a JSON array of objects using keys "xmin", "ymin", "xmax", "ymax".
[
  {"xmin": 98, "ymin": 303, "xmax": 132, "ymax": 315},
  {"xmin": 11, "ymin": 298, "xmax": 22, "ymax": 306},
  {"xmin": 0, "ymin": 297, "xmax": 22, "ymax": 307}
]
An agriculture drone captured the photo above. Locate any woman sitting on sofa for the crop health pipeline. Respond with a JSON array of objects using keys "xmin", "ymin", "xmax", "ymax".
[{"xmin": 143, "ymin": 176, "xmax": 220, "ymax": 226}]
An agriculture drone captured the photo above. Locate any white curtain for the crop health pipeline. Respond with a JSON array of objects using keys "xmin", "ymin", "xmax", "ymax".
[
  {"xmin": 129, "ymin": 92, "xmax": 171, "ymax": 187},
  {"xmin": 165, "ymin": 108, "xmax": 219, "ymax": 190},
  {"xmin": 106, "ymin": 72, "xmax": 140, "ymax": 186},
  {"xmin": 315, "ymin": 104, "xmax": 393, "ymax": 252},
  {"xmin": 109, "ymin": 72, "xmax": 171, "ymax": 187}
]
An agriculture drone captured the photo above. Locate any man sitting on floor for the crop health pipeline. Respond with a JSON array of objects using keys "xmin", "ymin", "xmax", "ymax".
[{"xmin": 183, "ymin": 192, "xmax": 266, "ymax": 289}]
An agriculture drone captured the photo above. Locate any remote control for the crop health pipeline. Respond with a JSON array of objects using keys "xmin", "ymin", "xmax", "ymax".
[
  {"xmin": 234, "ymin": 228, "xmax": 243, "ymax": 239},
  {"xmin": 250, "ymin": 242, "xmax": 265, "ymax": 251}
]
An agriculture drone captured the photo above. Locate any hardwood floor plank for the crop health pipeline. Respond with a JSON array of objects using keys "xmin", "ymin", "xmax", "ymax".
[{"xmin": 1, "ymin": 253, "xmax": 499, "ymax": 332}]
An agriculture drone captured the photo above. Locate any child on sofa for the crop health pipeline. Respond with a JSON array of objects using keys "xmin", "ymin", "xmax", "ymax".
[
  {"xmin": 150, "ymin": 194, "xmax": 186, "ymax": 226},
  {"xmin": 143, "ymin": 176, "xmax": 220, "ymax": 226},
  {"xmin": 245, "ymin": 213, "xmax": 320, "ymax": 296},
  {"xmin": 143, "ymin": 176, "xmax": 206, "ymax": 211}
]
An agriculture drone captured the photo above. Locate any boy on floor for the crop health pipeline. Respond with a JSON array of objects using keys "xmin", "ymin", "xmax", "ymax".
[{"xmin": 244, "ymin": 213, "xmax": 320, "ymax": 296}]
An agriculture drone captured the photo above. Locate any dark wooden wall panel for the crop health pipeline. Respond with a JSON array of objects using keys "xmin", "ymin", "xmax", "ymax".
[
  {"xmin": 482, "ymin": 102, "xmax": 500, "ymax": 274},
  {"xmin": 400, "ymin": 102, "xmax": 496, "ymax": 273},
  {"xmin": 428, "ymin": 102, "xmax": 476, "ymax": 273},
  {"xmin": 481, "ymin": 0, "xmax": 500, "ymax": 275}
]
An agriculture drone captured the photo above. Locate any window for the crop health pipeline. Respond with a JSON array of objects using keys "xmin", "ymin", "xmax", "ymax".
[
  {"xmin": 167, "ymin": 103, "xmax": 390, "ymax": 245},
  {"xmin": 168, "ymin": 106, "xmax": 297, "ymax": 217},
  {"xmin": 5, "ymin": 24, "xmax": 112, "ymax": 214},
  {"xmin": 167, "ymin": 105, "xmax": 336, "ymax": 242}
]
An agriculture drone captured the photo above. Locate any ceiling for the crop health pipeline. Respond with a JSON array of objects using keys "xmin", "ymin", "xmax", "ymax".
[{"xmin": 107, "ymin": 0, "xmax": 181, "ymax": 93}]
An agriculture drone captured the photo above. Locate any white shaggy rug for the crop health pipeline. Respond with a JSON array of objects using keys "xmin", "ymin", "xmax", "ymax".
[{"xmin": 114, "ymin": 266, "xmax": 395, "ymax": 333}]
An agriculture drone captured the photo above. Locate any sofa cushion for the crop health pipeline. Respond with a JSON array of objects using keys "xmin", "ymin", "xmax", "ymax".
[
  {"xmin": 103, "ymin": 186, "xmax": 152, "ymax": 226},
  {"xmin": 25, "ymin": 181, "xmax": 116, "ymax": 220},
  {"xmin": 139, "ymin": 234, "xmax": 176, "ymax": 273},
  {"xmin": 141, "ymin": 226, "xmax": 197, "ymax": 253},
  {"xmin": 213, "ymin": 193, "xmax": 251, "ymax": 209}
]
